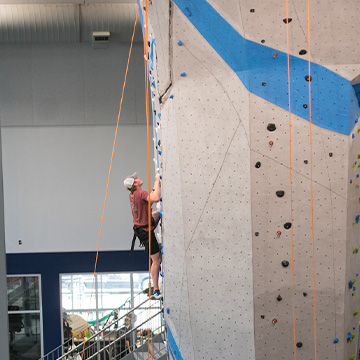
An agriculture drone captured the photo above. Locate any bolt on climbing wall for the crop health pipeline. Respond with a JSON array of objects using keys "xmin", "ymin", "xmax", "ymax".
[{"xmin": 142, "ymin": 0, "xmax": 360, "ymax": 359}]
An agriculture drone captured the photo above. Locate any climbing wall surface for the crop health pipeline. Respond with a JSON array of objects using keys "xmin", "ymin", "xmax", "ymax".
[{"xmin": 143, "ymin": 0, "xmax": 360, "ymax": 359}]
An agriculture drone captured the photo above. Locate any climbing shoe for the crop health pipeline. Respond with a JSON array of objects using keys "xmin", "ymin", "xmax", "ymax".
[{"xmin": 152, "ymin": 289, "xmax": 163, "ymax": 300}]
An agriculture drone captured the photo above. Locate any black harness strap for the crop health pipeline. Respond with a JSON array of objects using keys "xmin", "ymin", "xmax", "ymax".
[{"xmin": 130, "ymin": 218, "xmax": 155, "ymax": 252}]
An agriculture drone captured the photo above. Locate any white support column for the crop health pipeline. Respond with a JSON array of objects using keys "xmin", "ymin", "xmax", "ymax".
[{"xmin": 0, "ymin": 126, "xmax": 10, "ymax": 360}]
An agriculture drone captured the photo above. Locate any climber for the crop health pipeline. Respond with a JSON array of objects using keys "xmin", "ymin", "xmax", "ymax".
[{"xmin": 124, "ymin": 172, "xmax": 162, "ymax": 300}]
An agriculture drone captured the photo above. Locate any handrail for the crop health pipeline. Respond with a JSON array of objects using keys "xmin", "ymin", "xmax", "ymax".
[
  {"xmin": 55, "ymin": 297, "xmax": 153, "ymax": 360},
  {"xmin": 40, "ymin": 289, "xmax": 150, "ymax": 360},
  {"xmin": 85, "ymin": 309, "xmax": 163, "ymax": 360}
]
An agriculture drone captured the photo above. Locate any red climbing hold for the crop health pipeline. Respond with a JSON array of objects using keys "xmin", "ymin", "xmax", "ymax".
[
  {"xmin": 269, "ymin": 141, "xmax": 274, "ymax": 146},
  {"xmin": 277, "ymin": 231, "xmax": 281, "ymax": 237},
  {"xmin": 272, "ymin": 318, "xmax": 277, "ymax": 324},
  {"xmin": 273, "ymin": 52, "xmax": 278, "ymax": 58}
]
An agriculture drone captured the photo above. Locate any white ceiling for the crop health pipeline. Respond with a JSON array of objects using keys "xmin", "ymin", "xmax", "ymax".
[{"xmin": 0, "ymin": 1, "xmax": 142, "ymax": 43}]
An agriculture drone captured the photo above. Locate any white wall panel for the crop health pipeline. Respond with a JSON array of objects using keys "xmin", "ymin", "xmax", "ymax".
[{"xmin": 2, "ymin": 125, "xmax": 153, "ymax": 253}]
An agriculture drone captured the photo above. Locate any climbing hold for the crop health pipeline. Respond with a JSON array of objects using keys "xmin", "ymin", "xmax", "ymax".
[
  {"xmin": 349, "ymin": 356, "xmax": 355, "ymax": 360},
  {"xmin": 283, "ymin": 18, "xmax": 292, "ymax": 24},
  {"xmin": 272, "ymin": 318, "xmax": 277, "ymax": 324},
  {"xmin": 169, "ymin": 94, "xmax": 174, "ymax": 99},
  {"xmin": 349, "ymin": 280, "xmax": 353, "ymax": 289},
  {"xmin": 277, "ymin": 295, "xmax": 282, "ymax": 301},
  {"xmin": 353, "ymin": 248, "xmax": 358, "ymax": 254},
  {"xmin": 353, "ymin": 311, "xmax": 358, "ymax": 316},
  {"xmin": 273, "ymin": 52, "xmax": 278, "ymax": 58},
  {"xmin": 269, "ymin": 140, "xmax": 274, "ymax": 146},
  {"xmin": 347, "ymin": 332, "xmax": 352, "ymax": 343},
  {"xmin": 177, "ymin": 40, "xmax": 183, "ymax": 46},
  {"xmin": 296, "ymin": 342, "xmax": 303, "ymax": 348},
  {"xmin": 303, "ymin": 292, "xmax": 307, "ymax": 296},
  {"xmin": 267, "ymin": 123, "xmax": 276, "ymax": 131},
  {"xmin": 261, "ymin": 40, "xmax": 265, "ymax": 43},
  {"xmin": 357, "ymin": 274, "xmax": 359, "ymax": 277},
  {"xmin": 357, "ymin": 174, "xmax": 359, "ymax": 178},
  {"xmin": 166, "ymin": 307, "xmax": 170, "ymax": 314},
  {"xmin": 284, "ymin": 222, "xmax": 292, "ymax": 229},
  {"xmin": 305, "ymin": 75, "xmax": 312, "ymax": 82},
  {"xmin": 255, "ymin": 162, "xmax": 261, "ymax": 168},
  {"xmin": 262, "ymin": 82, "xmax": 266, "ymax": 86},
  {"xmin": 255, "ymin": 232, "xmax": 259, "ymax": 236},
  {"xmin": 261, "ymin": 315, "xmax": 265, "ymax": 319},
  {"xmin": 184, "ymin": 7, "xmax": 192, "ymax": 16},
  {"xmin": 180, "ymin": 72, "xmax": 186, "ymax": 77},
  {"xmin": 276, "ymin": 231, "xmax": 282, "ymax": 237},
  {"xmin": 299, "ymin": 49, "xmax": 307, "ymax": 55},
  {"xmin": 304, "ymin": 160, "xmax": 308, "ymax": 164},
  {"xmin": 276, "ymin": 190, "xmax": 285, "ymax": 198},
  {"xmin": 160, "ymin": 272, "xmax": 164, "ymax": 277},
  {"xmin": 350, "ymin": 179, "xmax": 353, "ymax": 183},
  {"xmin": 282, "ymin": 260, "xmax": 289, "ymax": 267},
  {"xmin": 303, "ymin": 104, "xmax": 308, "ymax": 108},
  {"xmin": 333, "ymin": 338, "xmax": 339, "ymax": 344},
  {"xmin": 158, "ymin": 113, "xmax": 161, "ymax": 118},
  {"xmin": 250, "ymin": 9, "xmax": 255, "ymax": 12},
  {"xmin": 353, "ymin": 286, "xmax": 356, "ymax": 291},
  {"xmin": 329, "ymin": 153, "xmax": 333, "ymax": 157}
]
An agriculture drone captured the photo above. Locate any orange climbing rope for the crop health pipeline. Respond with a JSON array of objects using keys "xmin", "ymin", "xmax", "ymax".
[
  {"xmin": 307, "ymin": 0, "xmax": 318, "ymax": 358},
  {"xmin": 285, "ymin": 1, "xmax": 297, "ymax": 359},
  {"xmin": 80, "ymin": 8, "xmax": 139, "ymax": 360},
  {"xmin": 142, "ymin": 1, "xmax": 155, "ymax": 359}
]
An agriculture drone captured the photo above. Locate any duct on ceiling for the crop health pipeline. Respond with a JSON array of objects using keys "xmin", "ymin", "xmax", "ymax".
[{"xmin": 0, "ymin": 3, "xmax": 143, "ymax": 43}]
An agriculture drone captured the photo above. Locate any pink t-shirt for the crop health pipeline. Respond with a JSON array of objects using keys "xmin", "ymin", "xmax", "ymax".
[{"xmin": 129, "ymin": 188, "xmax": 152, "ymax": 228}]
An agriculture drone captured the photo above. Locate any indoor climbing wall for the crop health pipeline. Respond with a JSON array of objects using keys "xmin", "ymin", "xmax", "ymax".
[{"xmin": 141, "ymin": 0, "xmax": 360, "ymax": 359}]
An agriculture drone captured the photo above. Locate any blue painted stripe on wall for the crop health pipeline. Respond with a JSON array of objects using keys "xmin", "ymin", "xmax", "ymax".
[
  {"xmin": 7, "ymin": 250, "xmax": 148, "ymax": 355},
  {"xmin": 166, "ymin": 323, "xmax": 184, "ymax": 360},
  {"xmin": 172, "ymin": 0, "xmax": 360, "ymax": 135}
]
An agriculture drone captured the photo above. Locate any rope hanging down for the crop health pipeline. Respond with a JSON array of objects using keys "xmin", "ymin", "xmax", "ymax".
[
  {"xmin": 285, "ymin": 0, "xmax": 297, "ymax": 358},
  {"xmin": 142, "ymin": 1, "xmax": 155, "ymax": 359},
  {"xmin": 80, "ymin": 7, "xmax": 139, "ymax": 360},
  {"xmin": 307, "ymin": 0, "xmax": 318, "ymax": 357}
]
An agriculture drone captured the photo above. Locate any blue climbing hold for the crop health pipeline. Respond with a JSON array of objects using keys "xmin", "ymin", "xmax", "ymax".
[
  {"xmin": 356, "ymin": 249, "xmax": 359, "ymax": 254},
  {"xmin": 356, "ymin": 215, "xmax": 360, "ymax": 223},
  {"xmin": 158, "ymin": 112, "xmax": 161, "ymax": 118},
  {"xmin": 356, "ymin": 118, "xmax": 359, "ymax": 123},
  {"xmin": 354, "ymin": 327, "xmax": 356, "ymax": 330},
  {"xmin": 158, "ymin": 150, "xmax": 162, "ymax": 155},
  {"xmin": 152, "ymin": 81, "xmax": 155, "ymax": 88},
  {"xmin": 158, "ymin": 211, "xmax": 163, "ymax": 219},
  {"xmin": 166, "ymin": 307, "xmax": 170, "ymax": 314},
  {"xmin": 180, "ymin": 72, "xmax": 187, "ymax": 77},
  {"xmin": 184, "ymin": 7, "xmax": 192, "ymax": 16},
  {"xmin": 350, "ymin": 179, "xmax": 353, "ymax": 183},
  {"xmin": 356, "ymin": 274, "xmax": 359, "ymax": 277},
  {"xmin": 347, "ymin": 332, "xmax": 352, "ymax": 343},
  {"xmin": 169, "ymin": 94, "xmax": 174, "ymax": 99},
  {"xmin": 177, "ymin": 40, "xmax": 183, "ymax": 46},
  {"xmin": 333, "ymin": 338, "xmax": 339, "ymax": 344},
  {"xmin": 357, "ymin": 174, "xmax": 359, "ymax": 178},
  {"xmin": 160, "ymin": 272, "xmax": 164, "ymax": 277},
  {"xmin": 353, "ymin": 286, "xmax": 356, "ymax": 291},
  {"xmin": 353, "ymin": 134, "xmax": 355, "ymax": 138},
  {"xmin": 349, "ymin": 280, "xmax": 354, "ymax": 289}
]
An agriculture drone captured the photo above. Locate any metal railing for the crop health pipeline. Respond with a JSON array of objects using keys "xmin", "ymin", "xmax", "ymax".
[{"xmin": 40, "ymin": 290, "xmax": 165, "ymax": 360}]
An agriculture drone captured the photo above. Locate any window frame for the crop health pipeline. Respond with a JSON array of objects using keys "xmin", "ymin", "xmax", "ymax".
[{"xmin": 7, "ymin": 274, "xmax": 43, "ymax": 358}]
